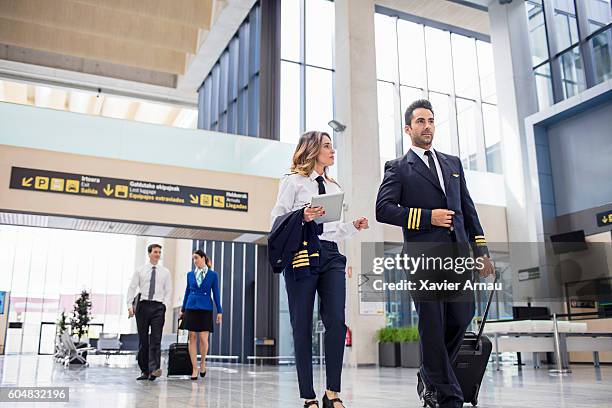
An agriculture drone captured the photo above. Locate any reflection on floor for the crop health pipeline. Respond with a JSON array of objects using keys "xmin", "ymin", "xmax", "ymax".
[{"xmin": 0, "ymin": 355, "xmax": 610, "ymax": 407}]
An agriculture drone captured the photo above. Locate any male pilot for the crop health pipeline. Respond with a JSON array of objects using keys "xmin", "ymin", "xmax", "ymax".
[{"xmin": 375, "ymin": 99, "xmax": 494, "ymax": 408}]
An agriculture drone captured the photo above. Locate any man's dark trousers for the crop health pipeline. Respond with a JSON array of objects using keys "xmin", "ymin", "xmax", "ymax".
[
  {"xmin": 135, "ymin": 300, "xmax": 166, "ymax": 374},
  {"xmin": 414, "ymin": 288, "xmax": 475, "ymax": 408}
]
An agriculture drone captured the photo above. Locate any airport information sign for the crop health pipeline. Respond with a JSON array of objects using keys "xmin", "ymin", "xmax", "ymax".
[
  {"xmin": 596, "ymin": 209, "xmax": 612, "ymax": 228},
  {"xmin": 9, "ymin": 167, "xmax": 248, "ymax": 212}
]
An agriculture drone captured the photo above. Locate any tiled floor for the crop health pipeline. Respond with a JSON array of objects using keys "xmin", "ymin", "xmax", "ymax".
[{"xmin": 0, "ymin": 354, "xmax": 610, "ymax": 407}]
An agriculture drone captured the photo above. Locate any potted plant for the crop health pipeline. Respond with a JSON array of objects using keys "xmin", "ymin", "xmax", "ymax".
[
  {"xmin": 57, "ymin": 311, "xmax": 68, "ymax": 336},
  {"xmin": 377, "ymin": 327, "xmax": 401, "ymax": 367},
  {"xmin": 70, "ymin": 290, "xmax": 92, "ymax": 363},
  {"xmin": 54, "ymin": 311, "xmax": 69, "ymax": 361},
  {"xmin": 399, "ymin": 326, "xmax": 421, "ymax": 368}
]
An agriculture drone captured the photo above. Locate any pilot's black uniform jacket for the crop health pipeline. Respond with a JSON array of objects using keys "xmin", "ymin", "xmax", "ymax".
[{"xmin": 268, "ymin": 208, "xmax": 321, "ymax": 280}]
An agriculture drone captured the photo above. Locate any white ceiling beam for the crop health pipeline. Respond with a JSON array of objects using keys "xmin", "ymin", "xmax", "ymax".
[{"xmin": 0, "ymin": 59, "xmax": 197, "ymax": 107}]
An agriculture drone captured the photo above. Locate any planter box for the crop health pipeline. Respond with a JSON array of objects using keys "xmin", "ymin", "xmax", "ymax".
[
  {"xmin": 378, "ymin": 342, "xmax": 401, "ymax": 367},
  {"xmin": 400, "ymin": 341, "xmax": 421, "ymax": 368}
]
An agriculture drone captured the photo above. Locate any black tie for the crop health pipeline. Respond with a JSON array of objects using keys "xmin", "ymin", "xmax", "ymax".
[
  {"xmin": 315, "ymin": 175, "xmax": 326, "ymax": 195},
  {"xmin": 424, "ymin": 150, "xmax": 443, "ymax": 191},
  {"xmin": 315, "ymin": 176, "xmax": 325, "ymax": 235}
]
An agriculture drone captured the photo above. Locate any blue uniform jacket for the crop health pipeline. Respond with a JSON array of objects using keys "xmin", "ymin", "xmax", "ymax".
[
  {"xmin": 376, "ymin": 149, "xmax": 489, "ymax": 257},
  {"xmin": 181, "ymin": 269, "xmax": 223, "ymax": 313},
  {"xmin": 268, "ymin": 208, "xmax": 321, "ymax": 279}
]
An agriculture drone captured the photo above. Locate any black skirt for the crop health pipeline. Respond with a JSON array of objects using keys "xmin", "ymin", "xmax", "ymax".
[{"xmin": 181, "ymin": 309, "xmax": 214, "ymax": 333}]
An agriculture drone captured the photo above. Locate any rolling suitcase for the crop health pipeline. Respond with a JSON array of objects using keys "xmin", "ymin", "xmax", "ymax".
[
  {"xmin": 167, "ymin": 319, "xmax": 192, "ymax": 377},
  {"xmin": 452, "ymin": 272, "xmax": 497, "ymax": 406}
]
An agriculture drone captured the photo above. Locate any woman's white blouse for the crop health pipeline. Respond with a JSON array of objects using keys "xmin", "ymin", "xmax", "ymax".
[{"xmin": 270, "ymin": 171, "xmax": 358, "ymax": 243}]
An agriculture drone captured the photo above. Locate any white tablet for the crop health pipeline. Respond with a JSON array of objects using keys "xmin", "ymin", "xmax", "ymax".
[{"xmin": 309, "ymin": 192, "xmax": 344, "ymax": 224}]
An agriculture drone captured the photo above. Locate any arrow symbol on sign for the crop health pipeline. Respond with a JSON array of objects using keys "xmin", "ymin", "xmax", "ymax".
[
  {"xmin": 103, "ymin": 184, "xmax": 114, "ymax": 196},
  {"xmin": 358, "ymin": 274, "xmax": 370, "ymax": 287},
  {"xmin": 189, "ymin": 194, "xmax": 199, "ymax": 204},
  {"xmin": 22, "ymin": 177, "xmax": 33, "ymax": 187}
]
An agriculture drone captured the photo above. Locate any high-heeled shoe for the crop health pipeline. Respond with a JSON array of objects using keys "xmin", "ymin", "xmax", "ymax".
[
  {"xmin": 190, "ymin": 370, "xmax": 199, "ymax": 380},
  {"xmin": 322, "ymin": 393, "xmax": 345, "ymax": 408},
  {"xmin": 200, "ymin": 369, "xmax": 206, "ymax": 378}
]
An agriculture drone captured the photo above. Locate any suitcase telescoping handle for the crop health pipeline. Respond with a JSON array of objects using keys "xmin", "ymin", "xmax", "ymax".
[
  {"xmin": 474, "ymin": 268, "xmax": 498, "ymax": 351},
  {"xmin": 177, "ymin": 317, "xmax": 183, "ymax": 343}
]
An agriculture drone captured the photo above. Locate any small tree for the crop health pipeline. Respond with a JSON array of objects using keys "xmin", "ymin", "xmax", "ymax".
[
  {"xmin": 57, "ymin": 311, "xmax": 68, "ymax": 335},
  {"xmin": 70, "ymin": 291, "xmax": 92, "ymax": 342}
]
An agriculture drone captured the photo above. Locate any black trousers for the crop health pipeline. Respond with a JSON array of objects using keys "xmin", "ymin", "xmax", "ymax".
[
  {"xmin": 135, "ymin": 300, "xmax": 166, "ymax": 374},
  {"xmin": 414, "ymin": 293, "xmax": 474, "ymax": 408},
  {"xmin": 284, "ymin": 241, "xmax": 347, "ymax": 400}
]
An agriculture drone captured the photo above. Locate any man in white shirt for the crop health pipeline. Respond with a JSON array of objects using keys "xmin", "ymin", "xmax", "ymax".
[{"xmin": 127, "ymin": 243, "xmax": 173, "ymax": 381}]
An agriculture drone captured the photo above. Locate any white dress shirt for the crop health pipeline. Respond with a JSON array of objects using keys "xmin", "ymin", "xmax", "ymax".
[
  {"xmin": 270, "ymin": 171, "xmax": 358, "ymax": 244},
  {"xmin": 126, "ymin": 262, "xmax": 173, "ymax": 307},
  {"xmin": 410, "ymin": 146, "xmax": 446, "ymax": 195}
]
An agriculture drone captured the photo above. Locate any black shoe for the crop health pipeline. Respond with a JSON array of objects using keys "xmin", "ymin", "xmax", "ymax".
[
  {"xmin": 322, "ymin": 393, "xmax": 345, "ymax": 408},
  {"xmin": 421, "ymin": 390, "xmax": 438, "ymax": 408},
  {"xmin": 304, "ymin": 400, "xmax": 319, "ymax": 408},
  {"xmin": 417, "ymin": 372, "xmax": 438, "ymax": 408},
  {"xmin": 200, "ymin": 370, "xmax": 206, "ymax": 378},
  {"xmin": 148, "ymin": 375, "xmax": 157, "ymax": 381},
  {"xmin": 136, "ymin": 373, "xmax": 149, "ymax": 380}
]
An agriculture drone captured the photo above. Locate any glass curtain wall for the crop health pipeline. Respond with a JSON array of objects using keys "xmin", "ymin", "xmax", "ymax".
[
  {"xmin": 374, "ymin": 10, "xmax": 502, "ymax": 177},
  {"xmin": 0, "ymin": 226, "xmax": 138, "ymax": 354},
  {"xmin": 525, "ymin": 0, "xmax": 612, "ymax": 108}
]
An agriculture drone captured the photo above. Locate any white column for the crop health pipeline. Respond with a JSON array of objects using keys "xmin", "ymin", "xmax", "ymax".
[
  {"xmin": 160, "ymin": 238, "xmax": 175, "ymax": 333},
  {"xmin": 335, "ymin": 0, "xmax": 385, "ymax": 366},
  {"xmin": 488, "ymin": 1, "xmax": 540, "ymax": 243},
  {"xmin": 173, "ymin": 239, "xmax": 194, "ymax": 309},
  {"xmin": 488, "ymin": 2, "xmax": 552, "ymax": 306}
]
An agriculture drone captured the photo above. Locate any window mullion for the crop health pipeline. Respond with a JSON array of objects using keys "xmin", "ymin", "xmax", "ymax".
[
  {"xmin": 542, "ymin": 0, "xmax": 565, "ymax": 103},
  {"xmin": 300, "ymin": 0, "xmax": 306, "ymax": 133},
  {"xmin": 575, "ymin": 0, "xmax": 597, "ymax": 87},
  {"xmin": 392, "ymin": 16, "xmax": 403, "ymax": 158}
]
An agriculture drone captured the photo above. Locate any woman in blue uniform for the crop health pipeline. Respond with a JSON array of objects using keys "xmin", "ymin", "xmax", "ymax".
[{"xmin": 180, "ymin": 249, "xmax": 222, "ymax": 380}]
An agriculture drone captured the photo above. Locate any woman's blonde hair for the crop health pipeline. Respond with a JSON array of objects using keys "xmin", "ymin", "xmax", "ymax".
[{"xmin": 290, "ymin": 131, "xmax": 338, "ymax": 184}]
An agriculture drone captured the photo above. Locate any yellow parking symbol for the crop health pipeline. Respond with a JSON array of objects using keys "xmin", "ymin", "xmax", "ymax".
[
  {"xmin": 50, "ymin": 178, "xmax": 65, "ymax": 192},
  {"xmin": 213, "ymin": 195, "xmax": 225, "ymax": 208},
  {"xmin": 66, "ymin": 179, "xmax": 80, "ymax": 193},
  {"xmin": 200, "ymin": 194, "xmax": 212, "ymax": 207},
  {"xmin": 115, "ymin": 184, "xmax": 128, "ymax": 199},
  {"xmin": 35, "ymin": 176, "xmax": 49, "ymax": 190}
]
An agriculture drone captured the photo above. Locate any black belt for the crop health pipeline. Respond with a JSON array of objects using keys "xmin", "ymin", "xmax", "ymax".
[{"xmin": 140, "ymin": 299, "xmax": 162, "ymax": 304}]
